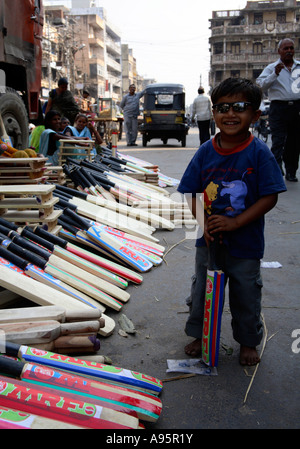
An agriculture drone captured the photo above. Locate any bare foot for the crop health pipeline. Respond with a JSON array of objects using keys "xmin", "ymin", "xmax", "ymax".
[
  {"xmin": 239, "ymin": 345, "xmax": 260, "ymax": 366},
  {"xmin": 185, "ymin": 339, "xmax": 202, "ymax": 357}
]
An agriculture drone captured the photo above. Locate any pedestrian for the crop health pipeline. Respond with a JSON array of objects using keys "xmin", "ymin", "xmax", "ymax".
[
  {"xmin": 192, "ymin": 87, "xmax": 213, "ymax": 145},
  {"xmin": 256, "ymin": 38, "xmax": 300, "ymax": 182},
  {"xmin": 120, "ymin": 84, "xmax": 144, "ymax": 146},
  {"xmin": 45, "ymin": 77, "xmax": 80, "ymax": 125},
  {"xmin": 177, "ymin": 78, "xmax": 286, "ymax": 366}
]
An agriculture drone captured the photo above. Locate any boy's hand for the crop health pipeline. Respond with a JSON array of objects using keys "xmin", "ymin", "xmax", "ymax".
[{"xmin": 207, "ymin": 214, "xmax": 238, "ymax": 235}]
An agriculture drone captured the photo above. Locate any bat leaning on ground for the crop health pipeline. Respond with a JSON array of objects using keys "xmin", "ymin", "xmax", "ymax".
[{"xmin": 202, "ymin": 234, "xmax": 225, "ymax": 367}]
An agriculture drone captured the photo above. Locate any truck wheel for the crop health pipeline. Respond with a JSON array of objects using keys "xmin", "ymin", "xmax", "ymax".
[
  {"xmin": 181, "ymin": 135, "xmax": 186, "ymax": 147},
  {"xmin": 0, "ymin": 89, "xmax": 29, "ymax": 149},
  {"xmin": 142, "ymin": 134, "xmax": 147, "ymax": 147}
]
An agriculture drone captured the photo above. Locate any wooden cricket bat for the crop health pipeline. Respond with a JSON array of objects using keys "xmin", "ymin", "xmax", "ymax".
[
  {"xmin": 0, "ymin": 305, "xmax": 115, "ymax": 339},
  {"xmin": 0, "ymin": 320, "xmax": 101, "ymax": 344},
  {"xmin": 17, "ymin": 225, "xmax": 128, "ymax": 289},
  {"xmin": 0, "ymin": 254, "xmax": 106, "ymax": 313},
  {"xmin": 86, "ymin": 225, "xmax": 153, "ymax": 272},
  {"xmin": 3, "ymin": 341, "xmax": 163, "ymax": 395},
  {"xmin": 0, "ymin": 245, "xmax": 123, "ymax": 311},
  {"xmin": 1, "ymin": 229, "xmax": 129, "ymax": 302},
  {"xmin": 0, "ymin": 263, "xmax": 98, "ymax": 312},
  {"xmin": 0, "ymin": 374, "xmax": 139, "ymax": 429},
  {"xmin": 0, "ymin": 405, "xmax": 86, "ymax": 429},
  {"xmin": 19, "ymin": 222, "xmax": 143, "ymax": 285},
  {"xmin": 0, "ymin": 357, "xmax": 162, "ymax": 423}
]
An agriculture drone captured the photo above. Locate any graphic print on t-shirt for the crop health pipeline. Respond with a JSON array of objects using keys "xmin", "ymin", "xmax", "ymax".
[{"xmin": 204, "ymin": 168, "xmax": 254, "ymax": 217}]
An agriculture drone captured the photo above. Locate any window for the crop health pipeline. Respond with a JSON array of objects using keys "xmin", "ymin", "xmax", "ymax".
[
  {"xmin": 214, "ymin": 42, "xmax": 223, "ymax": 55},
  {"xmin": 230, "ymin": 42, "xmax": 240, "ymax": 54},
  {"xmin": 231, "ymin": 70, "xmax": 240, "ymax": 78},
  {"xmin": 253, "ymin": 42, "xmax": 263, "ymax": 54},
  {"xmin": 254, "ymin": 13, "xmax": 263, "ymax": 25},
  {"xmin": 277, "ymin": 13, "xmax": 286, "ymax": 23}
]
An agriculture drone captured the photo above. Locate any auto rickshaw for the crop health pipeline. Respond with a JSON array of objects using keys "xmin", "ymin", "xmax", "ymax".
[{"xmin": 139, "ymin": 83, "xmax": 189, "ymax": 147}]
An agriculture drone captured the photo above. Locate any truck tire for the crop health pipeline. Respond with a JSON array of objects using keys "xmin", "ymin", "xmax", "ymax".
[{"xmin": 0, "ymin": 89, "xmax": 29, "ymax": 150}]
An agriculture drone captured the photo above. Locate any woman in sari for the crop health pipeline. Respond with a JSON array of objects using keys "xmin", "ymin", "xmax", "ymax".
[{"xmin": 45, "ymin": 77, "xmax": 80, "ymax": 125}]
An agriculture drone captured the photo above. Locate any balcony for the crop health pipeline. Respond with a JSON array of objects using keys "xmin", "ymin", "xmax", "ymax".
[{"xmin": 211, "ymin": 21, "xmax": 300, "ymax": 37}]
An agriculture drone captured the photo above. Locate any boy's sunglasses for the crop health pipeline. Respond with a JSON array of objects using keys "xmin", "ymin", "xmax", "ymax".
[{"xmin": 212, "ymin": 101, "xmax": 253, "ymax": 113}]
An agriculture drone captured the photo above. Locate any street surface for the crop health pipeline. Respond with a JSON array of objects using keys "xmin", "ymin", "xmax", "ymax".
[{"xmin": 102, "ymin": 126, "xmax": 299, "ymax": 430}]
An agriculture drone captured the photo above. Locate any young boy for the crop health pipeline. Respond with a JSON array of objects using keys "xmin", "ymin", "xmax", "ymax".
[{"xmin": 177, "ymin": 78, "xmax": 286, "ymax": 366}]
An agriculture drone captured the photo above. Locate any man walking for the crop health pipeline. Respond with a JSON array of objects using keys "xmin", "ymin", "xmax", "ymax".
[
  {"xmin": 257, "ymin": 38, "xmax": 300, "ymax": 182},
  {"xmin": 192, "ymin": 87, "xmax": 213, "ymax": 145},
  {"xmin": 120, "ymin": 84, "xmax": 144, "ymax": 146}
]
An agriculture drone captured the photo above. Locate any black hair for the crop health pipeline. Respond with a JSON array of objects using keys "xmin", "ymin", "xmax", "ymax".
[
  {"xmin": 44, "ymin": 110, "xmax": 61, "ymax": 129},
  {"xmin": 198, "ymin": 87, "xmax": 205, "ymax": 94},
  {"xmin": 58, "ymin": 77, "xmax": 68, "ymax": 86},
  {"xmin": 211, "ymin": 78, "xmax": 262, "ymax": 110}
]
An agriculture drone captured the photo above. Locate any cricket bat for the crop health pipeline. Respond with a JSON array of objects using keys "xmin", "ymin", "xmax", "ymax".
[
  {"xmin": 19, "ymin": 221, "xmax": 144, "ymax": 285},
  {"xmin": 0, "ymin": 230, "xmax": 129, "ymax": 302},
  {"xmin": 202, "ymin": 236, "xmax": 225, "ymax": 367},
  {"xmin": 0, "ymin": 245, "xmax": 123, "ymax": 311},
  {"xmin": 0, "ymin": 405, "xmax": 86, "ymax": 429},
  {"xmin": 0, "ymin": 357, "xmax": 162, "ymax": 423},
  {"xmin": 16, "ymin": 224, "xmax": 128, "ymax": 289},
  {"xmin": 0, "ymin": 375, "xmax": 139, "ymax": 429},
  {"xmin": 2, "ymin": 341, "xmax": 163, "ymax": 395}
]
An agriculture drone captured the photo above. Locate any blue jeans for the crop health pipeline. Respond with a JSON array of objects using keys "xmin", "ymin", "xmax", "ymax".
[{"xmin": 185, "ymin": 246, "xmax": 263, "ymax": 348}]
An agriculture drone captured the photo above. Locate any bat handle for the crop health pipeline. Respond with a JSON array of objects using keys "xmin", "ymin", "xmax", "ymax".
[
  {"xmin": 208, "ymin": 232, "xmax": 221, "ymax": 271},
  {"xmin": 0, "ymin": 355, "xmax": 24, "ymax": 377}
]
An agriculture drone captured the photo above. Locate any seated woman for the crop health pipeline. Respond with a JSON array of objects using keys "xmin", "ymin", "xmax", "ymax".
[
  {"xmin": 63, "ymin": 113, "xmax": 103, "ymax": 156},
  {"xmin": 39, "ymin": 110, "xmax": 89, "ymax": 165}
]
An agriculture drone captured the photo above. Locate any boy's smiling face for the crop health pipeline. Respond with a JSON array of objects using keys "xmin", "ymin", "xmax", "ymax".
[{"xmin": 213, "ymin": 93, "xmax": 261, "ymax": 146}]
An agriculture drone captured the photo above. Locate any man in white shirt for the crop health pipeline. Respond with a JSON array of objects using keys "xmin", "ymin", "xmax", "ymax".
[
  {"xmin": 192, "ymin": 87, "xmax": 213, "ymax": 145},
  {"xmin": 257, "ymin": 38, "xmax": 300, "ymax": 182}
]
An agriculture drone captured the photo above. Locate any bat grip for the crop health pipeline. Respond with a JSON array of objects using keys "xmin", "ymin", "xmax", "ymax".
[
  {"xmin": 63, "ymin": 207, "xmax": 90, "ymax": 230},
  {"xmin": 10, "ymin": 233, "xmax": 51, "ymax": 260},
  {"xmin": 33, "ymin": 226, "xmax": 68, "ymax": 249},
  {"xmin": 0, "ymin": 355, "xmax": 24, "ymax": 378},
  {"xmin": 0, "ymin": 217, "xmax": 18, "ymax": 231},
  {"xmin": 21, "ymin": 227, "xmax": 54, "ymax": 252},
  {"xmin": 208, "ymin": 233, "xmax": 221, "ymax": 271},
  {"xmin": 2, "ymin": 240, "xmax": 47, "ymax": 269},
  {"xmin": 54, "ymin": 183, "xmax": 88, "ymax": 200},
  {"xmin": 0, "ymin": 245, "xmax": 28, "ymax": 270},
  {"xmin": 57, "ymin": 218, "xmax": 79, "ymax": 235}
]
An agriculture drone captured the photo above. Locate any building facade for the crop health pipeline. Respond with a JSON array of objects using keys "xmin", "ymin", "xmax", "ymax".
[
  {"xmin": 42, "ymin": 0, "xmax": 142, "ymax": 104},
  {"xmin": 209, "ymin": 0, "xmax": 300, "ymax": 88}
]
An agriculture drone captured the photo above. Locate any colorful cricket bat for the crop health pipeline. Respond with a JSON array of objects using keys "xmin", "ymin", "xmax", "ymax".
[
  {"xmin": 0, "ymin": 375, "xmax": 139, "ymax": 429},
  {"xmin": 0, "ymin": 405, "xmax": 85, "ymax": 429},
  {"xmin": 2, "ymin": 342, "xmax": 163, "ymax": 395},
  {"xmin": 0, "ymin": 357, "xmax": 162, "ymax": 423},
  {"xmin": 202, "ymin": 237, "xmax": 225, "ymax": 367}
]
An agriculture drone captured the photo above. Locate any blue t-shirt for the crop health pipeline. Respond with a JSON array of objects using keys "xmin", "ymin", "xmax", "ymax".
[{"xmin": 178, "ymin": 134, "xmax": 286, "ymax": 259}]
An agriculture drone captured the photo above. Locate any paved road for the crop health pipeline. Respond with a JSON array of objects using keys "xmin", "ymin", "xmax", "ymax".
[{"xmin": 102, "ymin": 127, "xmax": 299, "ymax": 430}]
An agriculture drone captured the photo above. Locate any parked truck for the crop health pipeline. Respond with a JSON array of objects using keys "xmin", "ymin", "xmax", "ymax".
[{"xmin": 0, "ymin": 0, "xmax": 43, "ymax": 149}]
